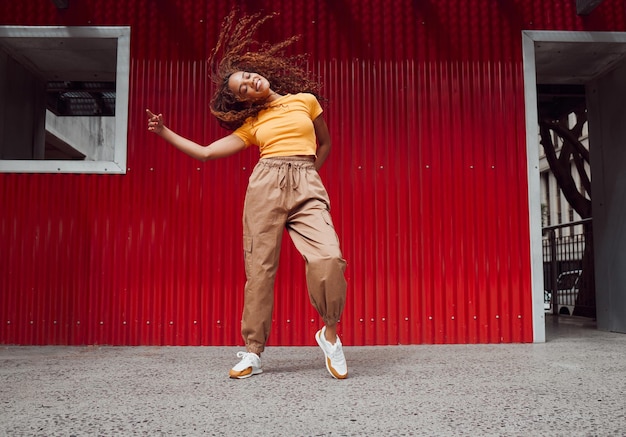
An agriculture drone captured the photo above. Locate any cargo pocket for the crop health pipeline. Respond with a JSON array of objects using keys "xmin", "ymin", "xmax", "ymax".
[
  {"xmin": 243, "ymin": 234, "xmax": 253, "ymax": 276},
  {"xmin": 321, "ymin": 209, "xmax": 335, "ymax": 229},
  {"xmin": 320, "ymin": 209, "xmax": 341, "ymax": 246}
]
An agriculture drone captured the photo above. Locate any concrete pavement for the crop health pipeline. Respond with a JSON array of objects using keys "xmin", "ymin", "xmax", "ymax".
[{"xmin": 1, "ymin": 316, "xmax": 625, "ymax": 436}]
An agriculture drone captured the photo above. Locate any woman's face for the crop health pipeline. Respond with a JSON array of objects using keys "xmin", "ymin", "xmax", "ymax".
[{"xmin": 227, "ymin": 71, "xmax": 271, "ymax": 102}]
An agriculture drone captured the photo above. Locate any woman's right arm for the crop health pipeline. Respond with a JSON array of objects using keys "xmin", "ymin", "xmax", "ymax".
[{"xmin": 146, "ymin": 109, "xmax": 246, "ymax": 161}]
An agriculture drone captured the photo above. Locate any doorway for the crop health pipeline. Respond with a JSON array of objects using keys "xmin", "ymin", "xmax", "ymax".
[{"xmin": 523, "ymin": 31, "xmax": 626, "ymax": 341}]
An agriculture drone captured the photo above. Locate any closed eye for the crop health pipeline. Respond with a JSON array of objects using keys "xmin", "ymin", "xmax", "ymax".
[{"xmin": 239, "ymin": 71, "xmax": 250, "ymax": 95}]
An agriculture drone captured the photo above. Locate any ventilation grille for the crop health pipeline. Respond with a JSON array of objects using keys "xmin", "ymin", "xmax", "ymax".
[{"xmin": 46, "ymin": 81, "xmax": 115, "ymax": 116}]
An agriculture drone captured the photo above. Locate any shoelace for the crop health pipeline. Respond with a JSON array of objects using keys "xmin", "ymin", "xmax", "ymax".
[
  {"xmin": 324, "ymin": 338, "xmax": 345, "ymax": 360},
  {"xmin": 328, "ymin": 345, "xmax": 344, "ymax": 360},
  {"xmin": 236, "ymin": 351, "xmax": 257, "ymax": 363}
]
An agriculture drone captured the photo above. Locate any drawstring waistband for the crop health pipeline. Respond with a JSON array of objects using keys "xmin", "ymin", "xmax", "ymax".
[{"xmin": 258, "ymin": 156, "xmax": 315, "ymax": 191}]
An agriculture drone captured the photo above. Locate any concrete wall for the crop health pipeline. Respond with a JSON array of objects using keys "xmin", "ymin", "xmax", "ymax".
[
  {"xmin": 45, "ymin": 111, "xmax": 115, "ymax": 161},
  {"xmin": 587, "ymin": 58, "xmax": 626, "ymax": 333}
]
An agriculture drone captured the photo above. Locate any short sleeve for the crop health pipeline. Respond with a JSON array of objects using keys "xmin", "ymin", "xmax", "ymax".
[
  {"xmin": 307, "ymin": 94, "xmax": 323, "ymax": 120},
  {"xmin": 232, "ymin": 123, "xmax": 254, "ymax": 147}
]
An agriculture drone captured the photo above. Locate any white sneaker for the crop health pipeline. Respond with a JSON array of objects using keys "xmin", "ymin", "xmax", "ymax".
[
  {"xmin": 229, "ymin": 351, "xmax": 262, "ymax": 379},
  {"xmin": 315, "ymin": 326, "xmax": 348, "ymax": 379}
]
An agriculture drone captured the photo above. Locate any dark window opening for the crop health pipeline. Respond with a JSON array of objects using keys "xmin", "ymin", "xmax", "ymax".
[{"xmin": 46, "ymin": 81, "xmax": 116, "ymax": 117}]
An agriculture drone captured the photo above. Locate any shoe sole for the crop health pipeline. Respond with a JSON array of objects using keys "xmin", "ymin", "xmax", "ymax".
[
  {"xmin": 229, "ymin": 367, "xmax": 263, "ymax": 379},
  {"xmin": 315, "ymin": 329, "xmax": 348, "ymax": 380}
]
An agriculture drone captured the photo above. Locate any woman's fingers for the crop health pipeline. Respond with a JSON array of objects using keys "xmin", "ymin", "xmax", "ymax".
[{"xmin": 146, "ymin": 109, "xmax": 163, "ymax": 132}]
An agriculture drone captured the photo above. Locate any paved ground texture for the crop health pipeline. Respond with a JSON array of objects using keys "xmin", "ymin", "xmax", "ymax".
[{"xmin": 1, "ymin": 316, "xmax": 626, "ymax": 436}]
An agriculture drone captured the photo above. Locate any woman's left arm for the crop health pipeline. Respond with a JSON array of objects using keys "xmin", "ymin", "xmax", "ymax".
[{"xmin": 313, "ymin": 115, "xmax": 332, "ymax": 171}]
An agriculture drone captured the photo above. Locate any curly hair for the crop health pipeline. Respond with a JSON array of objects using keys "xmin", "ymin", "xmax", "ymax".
[{"xmin": 208, "ymin": 9, "xmax": 322, "ymax": 131}]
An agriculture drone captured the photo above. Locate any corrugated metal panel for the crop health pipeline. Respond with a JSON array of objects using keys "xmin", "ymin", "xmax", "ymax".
[{"xmin": 1, "ymin": 0, "xmax": 625, "ymax": 346}]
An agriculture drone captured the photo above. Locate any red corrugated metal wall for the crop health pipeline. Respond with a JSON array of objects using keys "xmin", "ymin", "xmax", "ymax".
[{"xmin": 1, "ymin": 0, "xmax": 624, "ymax": 346}]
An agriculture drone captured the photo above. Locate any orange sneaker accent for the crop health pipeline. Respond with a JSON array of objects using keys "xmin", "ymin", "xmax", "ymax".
[
  {"xmin": 229, "ymin": 367, "xmax": 253, "ymax": 379},
  {"xmin": 326, "ymin": 357, "xmax": 348, "ymax": 379}
]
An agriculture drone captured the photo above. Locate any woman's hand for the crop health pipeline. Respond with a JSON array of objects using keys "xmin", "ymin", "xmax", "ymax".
[{"xmin": 146, "ymin": 109, "xmax": 164, "ymax": 135}]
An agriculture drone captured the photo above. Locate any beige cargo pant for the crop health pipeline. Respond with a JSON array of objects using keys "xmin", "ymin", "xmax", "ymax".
[{"xmin": 241, "ymin": 156, "xmax": 347, "ymax": 354}]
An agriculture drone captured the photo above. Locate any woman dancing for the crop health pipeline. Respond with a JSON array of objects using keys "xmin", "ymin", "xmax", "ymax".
[{"xmin": 147, "ymin": 9, "xmax": 348, "ymax": 379}]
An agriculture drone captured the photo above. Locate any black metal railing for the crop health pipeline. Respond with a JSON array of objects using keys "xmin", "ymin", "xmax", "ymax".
[{"xmin": 542, "ymin": 219, "xmax": 595, "ymax": 317}]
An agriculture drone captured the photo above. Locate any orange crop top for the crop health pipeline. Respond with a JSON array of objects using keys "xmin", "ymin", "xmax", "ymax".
[{"xmin": 232, "ymin": 93, "xmax": 323, "ymax": 158}]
